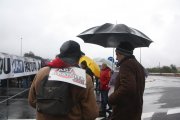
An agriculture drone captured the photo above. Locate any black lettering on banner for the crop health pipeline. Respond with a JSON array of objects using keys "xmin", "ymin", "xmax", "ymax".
[
  {"xmin": 25, "ymin": 62, "xmax": 37, "ymax": 72},
  {"xmin": 12, "ymin": 59, "xmax": 24, "ymax": 73},
  {"xmin": 30, "ymin": 62, "xmax": 33, "ymax": 72},
  {"xmin": 38, "ymin": 61, "xmax": 41, "ymax": 70},
  {"xmin": 0, "ymin": 53, "xmax": 41, "ymax": 78},
  {"xmin": 0, "ymin": 58, "xmax": 3, "ymax": 74},
  {"xmin": 28, "ymin": 62, "xmax": 32, "ymax": 72},
  {"xmin": 4, "ymin": 58, "xmax": 11, "ymax": 74},
  {"xmin": 24, "ymin": 61, "xmax": 30, "ymax": 72},
  {"xmin": 30, "ymin": 62, "xmax": 32, "ymax": 72},
  {"xmin": 30, "ymin": 62, "xmax": 37, "ymax": 72}
]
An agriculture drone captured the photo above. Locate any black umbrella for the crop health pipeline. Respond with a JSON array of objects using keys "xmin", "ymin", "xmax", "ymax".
[{"xmin": 77, "ymin": 23, "xmax": 153, "ymax": 48}]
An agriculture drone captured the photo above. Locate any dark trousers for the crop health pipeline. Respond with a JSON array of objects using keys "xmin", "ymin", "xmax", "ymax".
[
  {"xmin": 100, "ymin": 90, "xmax": 109, "ymax": 113},
  {"xmin": 95, "ymin": 79, "xmax": 99, "ymax": 88}
]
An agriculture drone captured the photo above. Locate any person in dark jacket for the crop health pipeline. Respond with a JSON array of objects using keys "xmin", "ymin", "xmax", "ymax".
[
  {"xmin": 108, "ymin": 42, "xmax": 146, "ymax": 120},
  {"xmin": 80, "ymin": 60, "xmax": 94, "ymax": 84},
  {"xmin": 28, "ymin": 40, "xmax": 99, "ymax": 120}
]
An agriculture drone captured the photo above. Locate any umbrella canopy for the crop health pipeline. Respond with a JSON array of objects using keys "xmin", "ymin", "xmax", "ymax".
[
  {"xmin": 93, "ymin": 58, "xmax": 116, "ymax": 71},
  {"xmin": 77, "ymin": 23, "xmax": 153, "ymax": 48},
  {"xmin": 79, "ymin": 56, "xmax": 100, "ymax": 77}
]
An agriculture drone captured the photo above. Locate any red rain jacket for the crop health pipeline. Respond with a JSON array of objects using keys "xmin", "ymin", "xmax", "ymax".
[{"xmin": 100, "ymin": 67, "xmax": 111, "ymax": 90}]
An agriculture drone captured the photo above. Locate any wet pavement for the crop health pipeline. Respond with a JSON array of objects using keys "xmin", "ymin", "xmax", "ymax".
[
  {"xmin": 143, "ymin": 76, "xmax": 180, "ymax": 112},
  {"xmin": 142, "ymin": 76, "xmax": 180, "ymax": 120},
  {"xmin": 1, "ymin": 75, "xmax": 180, "ymax": 119},
  {"xmin": 0, "ymin": 88, "xmax": 35, "ymax": 119}
]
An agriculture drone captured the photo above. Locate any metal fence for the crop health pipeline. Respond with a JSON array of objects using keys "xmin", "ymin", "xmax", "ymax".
[{"xmin": 0, "ymin": 76, "xmax": 35, "ymax": 120}]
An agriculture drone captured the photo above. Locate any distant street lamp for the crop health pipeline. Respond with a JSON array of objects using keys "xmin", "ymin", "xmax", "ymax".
[
  {"xmin": 20, "ymin": 37, "xmax": 22, "ymax": 56},
  {"xmin": 140, "ymin": 48, "xmax": 141, "ymax": 63},
  {"xmin": 159, "ymin": 62, "xmax": 161, "ymax": 74}
]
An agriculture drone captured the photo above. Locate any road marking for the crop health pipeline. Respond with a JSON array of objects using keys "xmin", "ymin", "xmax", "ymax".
[
  {"xmin": 167, "ymin": 108, "xmax": 180, "ymax": 115},
  {"xmin": 7, "ymin": 112, "xmax": 155, "ymax": 120},
  {"xmin": 7, "ymin": 109, "xmax": 180, "ymax": 120},
  {"xmin": 95, "ymin": 117, "xmax": 104, "ymax": 120},
  {"xmin": 141, "ymin": 112, "xmax": 154, "ymax": 119},
  {"xmin": 8, "ymin": 117, "xmax": 103, "ymax": 120},
  {"xmin": 8, "ymin": 119, "xmax": 35, "ymax": 120}
]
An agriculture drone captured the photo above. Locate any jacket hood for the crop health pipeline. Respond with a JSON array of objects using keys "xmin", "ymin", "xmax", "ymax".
[{"xmin": 47, "ymin": 58, "xmax": 69, "ymax": 68}]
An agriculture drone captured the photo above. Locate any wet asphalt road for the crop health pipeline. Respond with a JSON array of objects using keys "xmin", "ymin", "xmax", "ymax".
[
  {"xmin": 143, "ymin": 76, "xmax": 180, "ymax": 120},
  {"xmin": 1, "ymin": 75, "xmax": 180, "ymax": 120}
]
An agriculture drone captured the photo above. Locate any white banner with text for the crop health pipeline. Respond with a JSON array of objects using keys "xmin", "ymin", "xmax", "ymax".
[
  {"xmin": 0, "ymin": 52, "xmax": 41, "ymax": 79},
  {"xmin": 48, "ymin": 67, "xmax": 86, "ymax": 88}
]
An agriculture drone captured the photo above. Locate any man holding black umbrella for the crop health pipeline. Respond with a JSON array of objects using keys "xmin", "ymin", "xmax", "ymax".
[
  {"xmin": 77, "ymin": 22, "xmax": 152, "ymax": 120},
  {"xmin": 108, "ymin": 42, "xmax": 145, "ymax": 120}
]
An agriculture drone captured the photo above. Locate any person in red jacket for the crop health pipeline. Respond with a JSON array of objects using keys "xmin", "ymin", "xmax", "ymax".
[{"xmin": 99, "ymin": 63, "xmax": 111, "ymax": 118}]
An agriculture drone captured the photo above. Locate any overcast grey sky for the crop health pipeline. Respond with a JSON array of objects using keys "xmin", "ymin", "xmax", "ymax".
[{"xmin": 0, "ymin": 0, "xmax": 180, "ymax": 68}]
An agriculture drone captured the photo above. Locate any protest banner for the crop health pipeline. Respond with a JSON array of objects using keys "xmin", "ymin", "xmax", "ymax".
[
  {"xmin": 48, "ymin": 67, "xmax": 86, "ymax": 88},
  {"xmin": 0, "ymin": 52, "xmax": 41, "ymax": 79}
]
